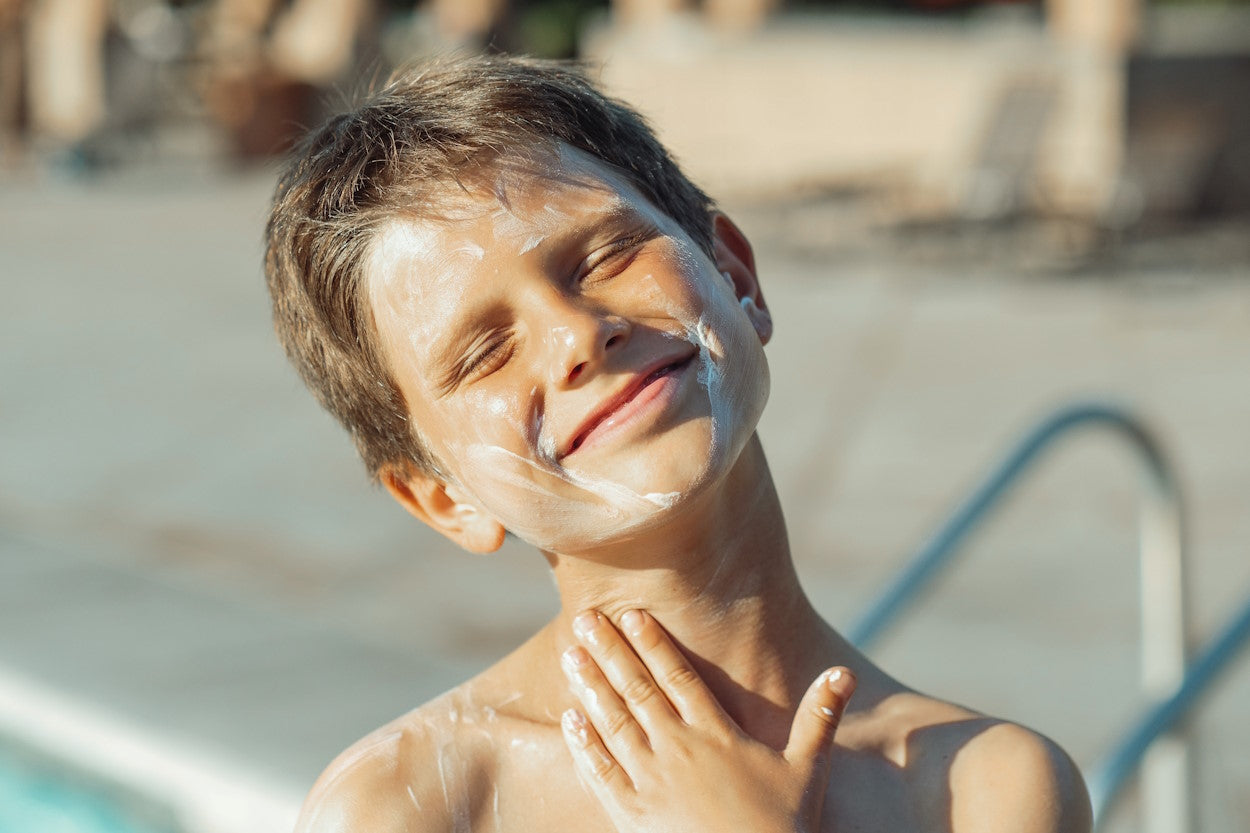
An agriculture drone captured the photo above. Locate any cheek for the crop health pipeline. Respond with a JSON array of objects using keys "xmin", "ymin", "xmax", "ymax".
[
  {"xmin": 429, "ymin": 389, "xmax": 686, "ymax": 551},
  {"xmin": 456, "ymin": 445, "xmax": 682, "ymax": 552},
  {"xmin": 432, "ymin": 389, "xmax": 532, "ymax": 468},
  {"xmin": 641, "ymin": 250, "xmax": 770, "ymax": 456},
  {"xmin": 431, "ymin": 396, "xmax": 567, "ymax": 540},
  {"xmin": 422, "ymin": 392, "xmax": 582, "ymax": 537}
]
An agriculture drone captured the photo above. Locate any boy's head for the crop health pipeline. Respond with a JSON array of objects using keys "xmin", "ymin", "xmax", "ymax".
[{"xmin": 265, "ymin": 55, "xmax": 773, "ymax": 555}]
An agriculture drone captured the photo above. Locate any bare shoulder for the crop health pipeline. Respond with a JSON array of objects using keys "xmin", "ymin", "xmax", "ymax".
[
  {"xmin": 865, "ymin": 691, "xmax": 1090, "ymax": 833},
  {"xmin": 293, "ymin": 692, "xmax": 492, "ymax": 833},
  {"xmin": 946, "ymin": 718, "xmax": 1091, "ymax": 833},
  {"xmin": 293, "ymin": 626, "xmax": 569, "ymax": 833}
]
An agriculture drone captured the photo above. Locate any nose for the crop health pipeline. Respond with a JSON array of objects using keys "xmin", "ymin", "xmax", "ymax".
[{"xmin": 541, "ymin": 298, "xmax": 630, "ymax": 387}]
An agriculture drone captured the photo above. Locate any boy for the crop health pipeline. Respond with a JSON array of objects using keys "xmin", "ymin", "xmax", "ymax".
[{"xmin": 265, "ymin": 54, "xmax": 1091, "ymax": 832}]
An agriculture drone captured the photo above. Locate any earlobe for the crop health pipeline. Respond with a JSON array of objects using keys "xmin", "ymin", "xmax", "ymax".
[
  {"xmin": 711, "ymin": 212, "xmax": 772, "ymax": 345},
  {"xmin": 380, "ymin": 464, "xmax": 506, "ymax": 554}
]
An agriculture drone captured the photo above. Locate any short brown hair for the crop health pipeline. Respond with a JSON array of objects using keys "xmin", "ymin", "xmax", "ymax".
[{"xmin": 264, "ymin": 54, "xmax": 715, "ymax": 480}]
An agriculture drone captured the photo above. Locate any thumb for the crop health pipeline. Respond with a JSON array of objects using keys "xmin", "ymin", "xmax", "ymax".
[{"xmin": 783, "ymin": 667, "xmax": 857, "ymax": 776}]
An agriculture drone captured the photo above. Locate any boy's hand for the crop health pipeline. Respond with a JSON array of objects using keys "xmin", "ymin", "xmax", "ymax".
[{"xmin": 560, "ymin": 610, "xmax": 855, "ymax": 833}]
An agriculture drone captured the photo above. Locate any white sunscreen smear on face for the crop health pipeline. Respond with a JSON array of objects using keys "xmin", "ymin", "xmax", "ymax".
[
  {"xmin": 548, "ymin": 326, "xmax": 576, "ymax": 351},
  {"xmin": 370, "ymin": 147, "xmax": 767, "ymax": 556},
  {"xmin": 452, "ymin": 242, "xmax": 485, "ymax": 261},
  {"xmin": 471, "ymin": 243, "xmax": 754, "ymax": 551},
  {"xmin": 451, "ymin": 246, "xmax": 756, "ymax": 553},
  {"xmin": 644, "ymin": 253, "xmax": 752, "ymax": 474},
  {"xmin": 459, "ymin": 444, "xmax": 680, "ymax": 548}
]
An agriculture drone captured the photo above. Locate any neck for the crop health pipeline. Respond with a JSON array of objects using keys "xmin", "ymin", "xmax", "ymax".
[{"xmin": 542, "ymin": 435, "xmax": 848, "ymax": 746}]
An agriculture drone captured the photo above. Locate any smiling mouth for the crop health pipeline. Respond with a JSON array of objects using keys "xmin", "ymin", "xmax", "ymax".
[{"xmin": 565, "ymin": 353, "xmax": 696, "ymax": 457}]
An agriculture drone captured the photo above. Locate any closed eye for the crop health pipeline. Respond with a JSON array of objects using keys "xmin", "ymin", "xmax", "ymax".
[
  {"xmin": 579, "ymin": 228, "xmax": 656, "ymax": 285},
  {"xmin": 460, "ymin": 336, "xmax": 514, "ymax": 382}
]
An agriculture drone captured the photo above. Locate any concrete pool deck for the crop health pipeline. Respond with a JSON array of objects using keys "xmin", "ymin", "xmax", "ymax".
[{"xmin": 1, "ymin": 167, "xmax": 1248, "ymax": 832}]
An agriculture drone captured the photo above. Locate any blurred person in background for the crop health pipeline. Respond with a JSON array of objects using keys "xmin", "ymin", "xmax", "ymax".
[
  {"xmin": 199, "ymin": 0, "xmax": 512, "ymax": 158},
  {"xmin": 0, "ymin": 0, "xmax": 25, "ymax": 167},
  {"xmin": 2, "ymin": 0, "xmax": 518, "ymax": 169},
  {"xmin": 20, "ymin": 0, "xmax": 110, "ymax": 166}
]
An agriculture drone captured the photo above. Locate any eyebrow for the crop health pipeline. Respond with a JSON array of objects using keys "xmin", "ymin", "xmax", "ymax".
[{"xmin": 552, "ymin": 198, "xmax": 645, "ymax": 241}]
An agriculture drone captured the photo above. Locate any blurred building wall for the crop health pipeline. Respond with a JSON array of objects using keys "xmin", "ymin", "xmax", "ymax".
[
  {"xmin": 587, "ymin": 12, "xmax": 1055, "ymax": 212},
  {"xmin": 587, "ymin": 0, "xmax": 1249, "ymax": 222}
]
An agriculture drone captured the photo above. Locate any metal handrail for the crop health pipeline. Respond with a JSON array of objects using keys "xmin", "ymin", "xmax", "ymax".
[
  {"xmin": 1089, "ymin": 590, "xmax": 1250, "ymax": 827},
  {"xmin": 846, "ymin": 401, "xmax": 1190, "ymax": 833}
]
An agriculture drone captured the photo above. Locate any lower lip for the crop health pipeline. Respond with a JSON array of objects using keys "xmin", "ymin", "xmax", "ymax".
[{"xmin": 571, "ymin": 359, "xmax": 691, "ymax": 456}]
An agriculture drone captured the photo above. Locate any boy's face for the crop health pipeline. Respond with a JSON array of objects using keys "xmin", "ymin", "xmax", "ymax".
[{"xmin": 366, "ymin": 146, "xmax": 771, "ymax": 555}]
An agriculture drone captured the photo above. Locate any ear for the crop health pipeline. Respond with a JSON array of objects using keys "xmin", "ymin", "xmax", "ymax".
[
  {"xmin": 380, "ymin": 463, "xmax": 506, "ymax": 554},
  {"xmin": 711, "ymin": 212, "xmax": 772, "ymax": 345}
]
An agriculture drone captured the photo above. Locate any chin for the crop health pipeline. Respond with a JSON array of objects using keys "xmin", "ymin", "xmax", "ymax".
[{"xmin": 565, "ymin": 419, "xmax": 757, "ymax": 542}]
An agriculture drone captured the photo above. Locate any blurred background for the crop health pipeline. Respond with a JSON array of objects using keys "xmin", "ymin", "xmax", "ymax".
[{"xmin": 1, "ymin": 1, "xmax": 1248, "ymax": 832}]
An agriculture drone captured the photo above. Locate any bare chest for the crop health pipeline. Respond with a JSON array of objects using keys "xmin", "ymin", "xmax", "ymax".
[{"xmin": 440, "ymin": 733, "xmax": 927, "ymax": 833}]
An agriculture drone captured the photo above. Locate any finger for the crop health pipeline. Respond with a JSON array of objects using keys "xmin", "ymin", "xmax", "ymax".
[
  {"xmin": 618, "ymin": 609, "xmax": 735, "ymax": 731},
  {"xmin": 562, "ymin": 645, "xmax": 652, "ymax": 773},
  {"xmin": 561, "ymin": 708, "xmax": 633, "ymax": 802},
  {"xmin": 573, "ymin": 610, "xmax": 679, "ymax": 735},
  {"xmin": 783, "ymin": 666, "xmax": 856, "ymax": 778}
]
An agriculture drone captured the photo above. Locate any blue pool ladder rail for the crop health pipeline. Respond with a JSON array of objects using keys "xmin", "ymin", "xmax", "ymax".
[
  {"xmin": 846, "ymin": 401, "xmax": 1194, "ymax": 833},
  {"xmin": 1087, "ymin": 588, "xmax": 1250, "ymax": 829}
]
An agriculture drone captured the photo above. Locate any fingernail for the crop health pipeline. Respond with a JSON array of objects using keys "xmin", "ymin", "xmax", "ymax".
[
  {"xmin": 573, "ymin": 611, "xmax": 599, "ymax": 640},
  {"xmin": 620, "ymin": 609, "xmax": 644, "ymax": 636},
  {"xmin": 561, "ymin": 709, "xmax": 589, "ymax": 746},
  {"xmin": 562, "ymin": 646, "xmax": 589, "ymax": 672},
  {"xmin": 824, "ymin": 667, "xmax": 855, "ymax": 696}
]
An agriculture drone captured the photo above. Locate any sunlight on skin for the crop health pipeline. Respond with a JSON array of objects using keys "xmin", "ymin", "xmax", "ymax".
[
  {"xmin": 296, "ymin": 144, "xmax": 1088, "ymax": 833},
  {"xmin": 365, "ymin": 146, "xmax": 771, "ymax": 557}
]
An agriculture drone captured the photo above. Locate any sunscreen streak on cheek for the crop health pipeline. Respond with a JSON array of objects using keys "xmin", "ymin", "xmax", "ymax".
[
  {"xmin": 464, "ymin": 389, "xmax": 520, "ymax": 423},
  {"xmin": 454, "ymin": 442, "xmax": 681, "ymax": 550},
  {"xmin": 661, "ymin": 234, "xmax": 765, "ymax": 472},
  {"xmin": 640, "ymin": 258, "xmax": 745, "ymax": 473},
  {"xmin": 437, "ymin": 375, "xmax": 681, "ymax": 550},
  {"xmin": 694, "ymin": 318, "xmax": 726, "ymax": 453},
  {"xmin": 473, "ymin": 445, "xmax": 670, "ymax": 514}
]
